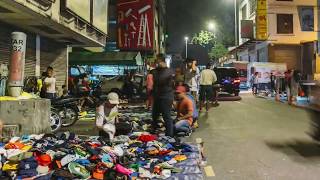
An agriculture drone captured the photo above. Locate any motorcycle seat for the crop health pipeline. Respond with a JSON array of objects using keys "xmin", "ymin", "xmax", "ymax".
[{"xmin": 51, "ymin": 98, "xmax": 79, "ymax": 105}]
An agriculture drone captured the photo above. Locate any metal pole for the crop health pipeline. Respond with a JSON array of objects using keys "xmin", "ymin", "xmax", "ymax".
[
  {"xmin": 35, "ymin": 35, "xmax": 40, "ymax": 77},
  {"xmin": 234, "ymin": 0, "xmax": 238, "ymax": 46},
  {"xmin": 185, "ymin": 39, "xmax": 188, "ymax": 58}
]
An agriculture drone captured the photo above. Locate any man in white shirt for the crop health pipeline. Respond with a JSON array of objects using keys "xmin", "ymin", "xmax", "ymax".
[
  {"xmin": 199, "ymin": 63, "xmax": 217, "ymax": 111},
  {"xmin": 184, "ymin": 59, "xmax": 200, "ymax": 101},
  {"xmin": 96, "ymin": 92, "xmax": 120, "ymax": 141},
  {"xmin": 44, "ymin": 67, "xmax": 57, "ymax": 99}
]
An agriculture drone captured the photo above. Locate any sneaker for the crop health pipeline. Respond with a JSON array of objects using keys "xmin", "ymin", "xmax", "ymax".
[
  {"xmin": 192, "ymin": 122, "xmax": 199, "ymax": 129},
  {"xmin": 68, "ymin": 162, "xmax": 90, "ymax": 179}
]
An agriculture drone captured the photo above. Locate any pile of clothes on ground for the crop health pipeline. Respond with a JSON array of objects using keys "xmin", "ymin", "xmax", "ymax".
[
  {"xmin": 118, "ymin": 106, "xmax": 177, "ymax": 133},
  {"xmin": 0, "ymin": 131, "xmax": 203, "ymax": 179}
]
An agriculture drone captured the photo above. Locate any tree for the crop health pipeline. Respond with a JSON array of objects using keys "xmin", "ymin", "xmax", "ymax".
[
  {"xmin": 192, "ymin": 29, "xmax": 229, "ymax": 62},
  {"xmin": 208, "ymin": 42, "xmax": 228, "ymax": 60},
  {"xmin": 191, "ymin": 30, "xmax": 215, "ymax": 49}
]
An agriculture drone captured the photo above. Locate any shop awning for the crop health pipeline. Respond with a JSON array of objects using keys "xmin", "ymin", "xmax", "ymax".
[
  {"xmin": 229, "ymin": 40, "xmax": 264, "ymax": 54},
  {"xmin": 69, "ymin": 51, "xmax": 142, "ymax": 66}
]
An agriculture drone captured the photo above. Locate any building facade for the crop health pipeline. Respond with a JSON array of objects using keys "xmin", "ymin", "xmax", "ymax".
[
  {"xmin": 0, "ymin": 0, "xmax": 108, "ymax": 89},
  {"xmin": 116, "ymin": 0, "xmax": 167, "ymax": 58},
  {"xmin": 235, "ymin": 0, "xmax": 320, "ymax": 79}
]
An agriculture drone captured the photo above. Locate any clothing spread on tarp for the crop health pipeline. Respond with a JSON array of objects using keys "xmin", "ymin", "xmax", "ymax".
[{"xmin": 0, "ymin": 106, "xmax": 204, "ymax": 180}]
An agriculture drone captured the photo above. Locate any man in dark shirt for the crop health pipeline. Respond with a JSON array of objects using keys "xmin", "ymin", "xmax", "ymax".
[{"xmin": 152, "ymin": 54, "xmax": 175, "ymax": 137}]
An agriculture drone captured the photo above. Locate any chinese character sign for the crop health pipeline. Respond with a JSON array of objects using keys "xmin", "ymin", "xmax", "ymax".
[
  {"xmin": 256, "ymin": 0, "xmax": 267, "ymax": 40},
  {"xmin": 117, "ymin": 0, "xmax": 154, "ymax": 50}
]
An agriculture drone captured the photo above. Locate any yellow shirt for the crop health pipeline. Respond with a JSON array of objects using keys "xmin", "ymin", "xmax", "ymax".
[{"xmin": 200, "ymin": 69, "xmax": 217, "ymax": 85}]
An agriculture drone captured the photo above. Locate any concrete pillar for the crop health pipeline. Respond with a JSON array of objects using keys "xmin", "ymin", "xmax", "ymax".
[{"xmin": 8, "ymin": 32, "xmax": 27, "ymax": 97}]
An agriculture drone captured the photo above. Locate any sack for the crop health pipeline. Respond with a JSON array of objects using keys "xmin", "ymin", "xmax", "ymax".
[{"xmin": 115, "ymin": 122, "xmax": 133, "ymax": 136}]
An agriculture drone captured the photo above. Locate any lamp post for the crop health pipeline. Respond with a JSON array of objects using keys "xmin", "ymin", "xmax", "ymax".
[
  {"xmin": 234, "ymin": 0, "xmax": 238, "ymax": 46},
  {"xmin": 184, "ymin": 36, "xmax": 189, "ymax": 58}
]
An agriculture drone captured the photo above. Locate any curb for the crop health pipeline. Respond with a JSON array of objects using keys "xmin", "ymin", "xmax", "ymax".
[{"xmin": 258, "ymin": 95, "xmax": 320, "ymax": 112}]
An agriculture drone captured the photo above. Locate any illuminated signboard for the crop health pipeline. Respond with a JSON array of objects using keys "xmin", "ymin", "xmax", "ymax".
[
  {"xmin": 66, "ymin": 0, "xmax": 91, "ymax": 23},
  {"xmin": 241, "ymin": 20, "xmax": 254, "ymax": 39},
  {"xmin": 92, "ymin": 0, "xmax": 108, "ymax": 34},
  {"xmin": 117, "ymin": 0, "xmax": 154, "ymax": 50},
  {"xmin": 256, "ymin": 0, "xmax": 268, "ymax": 40}
]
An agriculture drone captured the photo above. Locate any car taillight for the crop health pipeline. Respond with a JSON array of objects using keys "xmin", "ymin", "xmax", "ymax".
[{"xmin": 234, "ymin": 79, "xmax": 241, "ymax": 83}]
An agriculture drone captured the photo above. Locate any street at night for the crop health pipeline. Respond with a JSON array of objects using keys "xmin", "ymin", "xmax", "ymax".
[
  {"xmin": 65, "ymin": 94, "xmax": 320, "ymax": 179},
  {"xmin": 1, "ymin": 0, "xmax": 320, "ymax": 179}
]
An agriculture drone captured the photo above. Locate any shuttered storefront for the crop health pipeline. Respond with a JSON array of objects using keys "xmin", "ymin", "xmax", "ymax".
[
  {"xmin": 0, "ymin": 24, "xmax": 67, "ymax": 91},
  {"xmin": 269, "ymin": 45, "xmax": 301, "ymax": 70},
  {"xmin": 40, "ymin": 38, "xmax": 67, "ymax": 89},
  {"xmin": 0, "ymin": 26, "xmax": 36, "ymax": 77}
]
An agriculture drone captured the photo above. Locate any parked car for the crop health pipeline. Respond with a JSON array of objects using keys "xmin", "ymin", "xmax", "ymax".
[{"xmin": 214, "ymin": 67, "xmax": 240, "ymax": 96}]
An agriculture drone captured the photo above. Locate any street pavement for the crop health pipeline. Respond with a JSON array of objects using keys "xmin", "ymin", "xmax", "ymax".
[
  {"xmin": 194, "ymin": 93, "xmax": 320, "ymax": 180},
  {"xmin": 65, "ymin": 93, "xmax": 320, "ymax": 180}
]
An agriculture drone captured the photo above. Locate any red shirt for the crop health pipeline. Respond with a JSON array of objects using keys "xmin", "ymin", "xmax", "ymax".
[
  {"xmin": 146, "ymin": 74, "xmax": 153, "ymax": 91},
  {"xmin": 177, "ymin": 97, "xmax": 194, "ymax": 125}
]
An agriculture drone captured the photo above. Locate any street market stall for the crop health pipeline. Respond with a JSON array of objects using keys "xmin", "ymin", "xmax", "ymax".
[{"xmin": 0, "ymin": 104, "xmax": 205, "ymax": 179}]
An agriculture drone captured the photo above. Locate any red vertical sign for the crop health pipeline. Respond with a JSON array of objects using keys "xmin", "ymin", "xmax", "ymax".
[{"xmin": 117, "ymin": 0, "xmax": 154, "ymax": 51}]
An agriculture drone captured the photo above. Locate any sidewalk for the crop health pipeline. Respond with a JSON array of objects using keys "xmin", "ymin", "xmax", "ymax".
[{"xmin": 256, "ymin": 93, "xmax": 320, "ymax": 112}]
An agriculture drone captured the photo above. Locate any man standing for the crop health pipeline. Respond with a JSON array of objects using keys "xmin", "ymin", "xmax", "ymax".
[
  {"xmin": 152, "ymin": 54, "xmax": 175, "ymax": 137},
  {"xmin": 270, "ymin": 73, "xmax": 276, "ymax": 97},
  {"xmin": 44, "ymin": 67, "xmax": 57, "ymax": 99},
  {"xmin": 146, "ymin": 68, "xmax": 154, "ymax": 110},
  {"xmin": 199, "ymin": 63, "xmax": 217, "ymax": 111},
  {"xmin": 184, "ymin": 59, "xmax": 200, "ymax": 101},
  {"xmin": 251, "ymin": 72, "xmax": 259, "ymax": 95}
]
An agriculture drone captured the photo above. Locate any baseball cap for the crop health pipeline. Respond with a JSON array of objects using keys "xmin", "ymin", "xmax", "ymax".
[
  {"xmin": 36, "ymin": 154, "xmax": 52, "ymax": 166},
  {"xmin": 107, "ymin": 92, "xmax": 119, "ymax": 105}
]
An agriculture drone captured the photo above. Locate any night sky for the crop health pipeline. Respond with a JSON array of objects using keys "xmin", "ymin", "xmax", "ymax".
[{"xmin": 166, "ymin": 0, "xmax": 235, "ymax": 53}]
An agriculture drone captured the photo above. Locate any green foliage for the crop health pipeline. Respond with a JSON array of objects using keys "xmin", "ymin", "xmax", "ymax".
[
  {"xmin": 192, "ymin": 30, "xmax": 229, "ymax": 60},
  {"xmin": 191, "ymin": 30, "xmax": 215, "ymax": 47},
  {"xmin": 208, "ymin": 42, "xmax": 228, "ymax": 60}
]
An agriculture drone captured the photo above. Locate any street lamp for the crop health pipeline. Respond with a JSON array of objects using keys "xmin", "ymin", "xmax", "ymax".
[
  {"xmin": 184, "ymin": 36, "xmax": 189, "ymax": 58},
  {"xmin": 208, "ymin": 22, "xmax": 215, "ymax": 32}
]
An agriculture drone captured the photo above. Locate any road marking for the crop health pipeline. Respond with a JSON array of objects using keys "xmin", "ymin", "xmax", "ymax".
[{"xmin": 204, "ymin": 166, "xmax": 216, "ymax": 177}]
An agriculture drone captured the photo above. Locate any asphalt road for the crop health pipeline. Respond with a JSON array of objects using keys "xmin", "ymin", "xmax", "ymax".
[
  {"xmin": 193, "ymin": 93, "xmax": 320, "ymax": 180},
  {"xmin": 65, "ymin": 93, "xmax": 320, "ymax": 180}
]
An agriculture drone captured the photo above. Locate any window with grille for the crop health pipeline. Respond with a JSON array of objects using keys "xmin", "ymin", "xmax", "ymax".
[{"xmin": 249, "ymin": 0, "xmax": 256, "ymax": 15}]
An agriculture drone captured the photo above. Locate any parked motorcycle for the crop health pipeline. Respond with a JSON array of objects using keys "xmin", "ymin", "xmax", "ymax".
[
  {"xmin": 51, "ymin": 97, "xmax": 80, "ymax": 127},
  {"xmin": 49, "ymin": 108, "xmax": 62, "ymax": 132}
]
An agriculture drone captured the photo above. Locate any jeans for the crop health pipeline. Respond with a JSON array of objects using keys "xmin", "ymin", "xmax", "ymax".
[
  {"xmin": 252, "ymin": 84, "xmax": 258, "ymax": 94},
  {"xmin": 175, "ymin": 120, "xmax": 191, "ymax": 133},
  {"xmin": 152, "ymin": 98, "xmax": 174, "ymax": 137},
  {"xmin": 46, "ymin": 93, "xmax": 56, "ymax": 99},
  {"xmin": 199, "ymin": 85, "xmax": 213, "ymax": 102}
]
